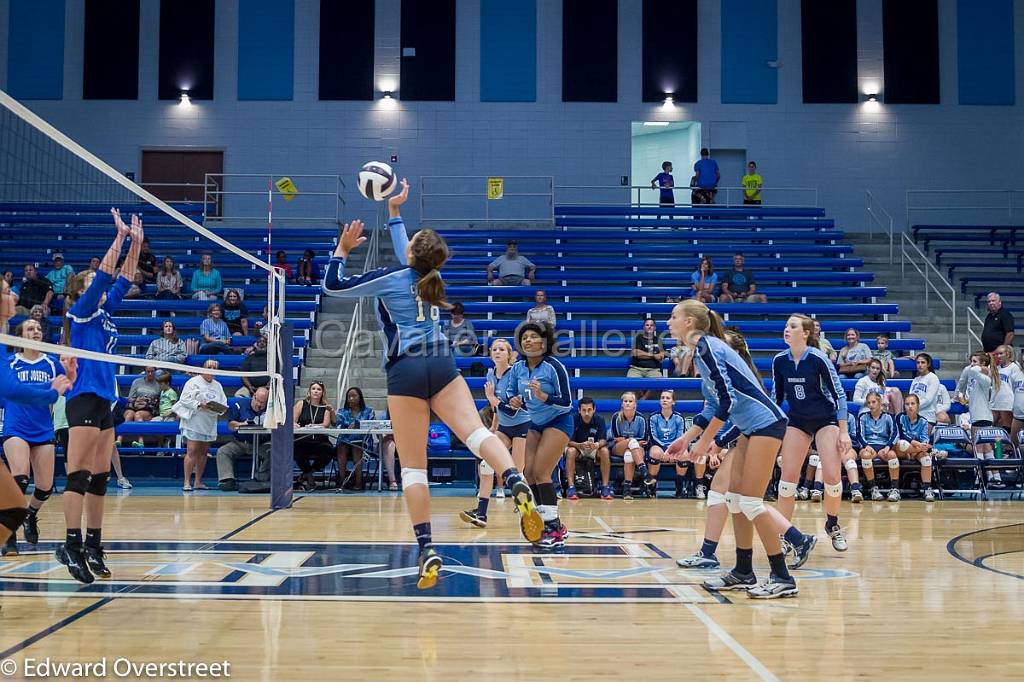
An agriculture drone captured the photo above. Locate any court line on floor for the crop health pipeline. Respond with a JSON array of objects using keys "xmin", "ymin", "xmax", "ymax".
[
  {"xmin": 593, "ymin": 515, "xmax": 779, "ymax": 682},
  {"xmin": 946, "ymin": 522, "xmax": 1024, "ymax": 581}
]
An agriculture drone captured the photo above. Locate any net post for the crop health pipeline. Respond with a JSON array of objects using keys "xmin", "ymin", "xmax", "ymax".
[{"xmin": 270, "ymin": 322, "xmax": 295, "ymax": 509}]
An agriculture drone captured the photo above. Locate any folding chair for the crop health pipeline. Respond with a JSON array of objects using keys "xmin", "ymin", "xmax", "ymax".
[
  {"xmin": 931, "ymin": 425, "xmax": 982, "ymax": 500},
  {"xmin": 974, "ymin": 427, "xmax": 1023, "ymax": 500}
]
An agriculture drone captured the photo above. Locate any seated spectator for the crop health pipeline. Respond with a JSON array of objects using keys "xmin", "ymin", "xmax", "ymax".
[
  {"xmin": 296, "ymin": 249, "xmax": 320, "ymax": 285},
  {"xmin": 628, "ymin": 318, "xmax": 665, "ymax": 399},
  {"xmin": 46, "ymin": 253, "xmax": 75, "ymax": 310},
  {"xmin": 0, "ymin": 278, "xmax": 14, "ymax": 335},
  {"xmin": 610, "ymin": 391, "xmax": 650, "ymax": 499},
  {"xmin": 719, "ymin": 253, "xmax": 766, "ymax": 303},
  {"xmin": 273, "ymin": 250, "xmax": 293, "ymax": 281},
  {"xmin": 335, "ymin": 386, "xmax": 375, "ymax": 490},
  {"xmin": 487, "ymin": 241, "xmax": 536, "ymax": 286},
  {"xmin": 689, "ymin": 256, "xmax": 717, "ymax": 303},
  {"xmin": 153, "ymin": 371, "xmax": 178, "ymax": 421},
  {"xmin": 28, "ymin": 305, "xmax": 52, "ymax": 343},
  {"xmin": 837, "ymin": 328, "xmax": 872, "ymax": 378},
  {"xmin": 125, "ymin": 271, "xmax": 147, "ymax": 299},
  {"xmin": 177, "ymin": 360, "xmax": 227, "ymax": 492},
  {"xmin": 199, "ymin": 303, "xmax": 236, "ymax": 354},
  {"xmin": 12, "ymin": 263, "xmax": 54, "ymax": 316},
  {"xmin": 525, "ymin": 289, "xmax": 557, "ymax": 328},
  {"xmin": 444, "ymin": 302, "xmax": 478, "ymax": 357},
  {"xmin": 814, "ymin": 319, "xmax": 838, "ymax": 363},
  {"xmin": 222, "ymin": 289, "xmax": 249, "ymax": 336},
  {"xmin": 124, "ymin": 366, "xmax": 161, "ymax": 422},
  {"xmin": 216, "ymin": 386, "xmax": 271, "ymax": 491},
  {"xmin": 377, "ymin": 407, "xmax": 400, "ymax": 492},
  {"xmin": 2, "ymin": 271, "xmax": 13, "ymax": 288},
  {"xmin": 293, "ymin": 381, "xmax": 335, "ymax": 492},
  {"xmin": 156, "ymin": 256, "xmax": 184, "ymax": 300},
  {"xmin": 146, "ymin": 320, "xmax": 192, "ymax": 364},
  {"xmin": 873, "ymin": 334, "xmax": 897, "ymax": 378},
  {"xmin": 852, "ymin": 358, "xmax": 904, "ymax": 415},
  {"xmin": 77, "ymin": 257, "xmax": 100, "ymax": 278},
  {"xmin": 137, "ymin": 238, "xmax": 157, "ymax": 283},
  {"xmin": 252, "ymin": 304, "xmax": 269, "ymax": 337},
  {"xmin": 742, "ymin": 161, "xmax": 763, "ymax": 206},
  {"xmin": 669, "ymin": 342, "xmax": 694, "ymax": 377},
  {"xmin": 237, "ymin": 335, "xmax": 270, "ymax": 398},
  {"xmin": 190, "ymin": 253, "xmax": 223, "ymax": 300},
  {"xmin": 693, "ymin": 147, "xmax": 720, "ymax": 204},
  {"xmin": 565, "ymin": 396, "xmax": 611, "ymax": 500}
]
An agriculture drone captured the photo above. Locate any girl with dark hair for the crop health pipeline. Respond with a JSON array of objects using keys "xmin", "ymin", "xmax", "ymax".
[
  {"xmin": 335, "ymin": 386, "xmax": 374, "ymax": 490},
  {"xmin": 297, "ymin": 249, "xmax": 320, "ymax": 285},
  {"xmin": 909, "ymin": 353, "xmax": 944, "ymax": 424}
]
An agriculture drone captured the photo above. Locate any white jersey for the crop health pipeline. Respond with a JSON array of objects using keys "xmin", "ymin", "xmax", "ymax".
[
  {"xmin": 956, "ymin": 366, "xmax": 994, "ymax": 425},
  {"xmin": 1006, "ymin": 362, "xmax": 1024, "ymax": 419},
  {"xmin": 909, "ymin": 372, "xmax": 941, "ymax": 423},
  {"xmin": 990, "ymin": 363, "xmax": 1016, "ymax": 412}
]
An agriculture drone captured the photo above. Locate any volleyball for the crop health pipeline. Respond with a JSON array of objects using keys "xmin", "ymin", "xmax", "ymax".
[{"xmin": 357, "ymin": 161, "xmax": 397, "ymax": 201}]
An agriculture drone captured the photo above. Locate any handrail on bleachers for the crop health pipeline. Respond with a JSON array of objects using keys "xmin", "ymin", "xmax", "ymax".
[{"xmin": 554, "ymin": 205, "xmax": 827, "ymax": 218}]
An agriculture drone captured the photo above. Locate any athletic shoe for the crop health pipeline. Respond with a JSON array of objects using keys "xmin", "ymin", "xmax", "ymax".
[
  {"xmin": 702, "ymin": 570, "xmax": 757, "ymax": 591},
  {"xmin": 887, "ymin": 489, "xmax": 901, "ymax": 502},
  {"xmin": 1, "ymin": 534, "xmax": 17, "ymax": 557},
  {"xmin": 511, "ymin": 480, "xmax": 543, "ymax": 543},
  {"xmin": 537, "ymin": 523, "xmax": 568, "ymax": 551},
  {"xmin": 695, "ymin": 484, "xmax": 707, "ymax": 500},
  {"xmin": 788, "ymin": 534, "xmax": 818, "ymax": 569},
  {"xmin": 676, "ymin": 552, "xmax": 720, "ymax": 569},
  {"xmin": 810, "ymin": 488, "xmax": 823, "ymax": 503},
  {"xmin": 566, "ymin": 486, "xmax": 579, "ymax": 501},
  {"xmin": 56, "ymin": 544, "xmax": 94, "ymax": 584},
  {"xmin": 828, "ymin": 525, "xmax": 849, "ymax": 552},
  {"xmin": 623, "ymin": 486, "xmax": 634, "ymax": 501},
  {"xmin": 645, "ymin": 480, "xmax": 658, "ymax": 498},
  {"xmin": 870, "ymin": 487, "xmax": 884, "ymax": 501},
  {"xmin": 923, "ymin": 488, "xmax": 936, "ymax": 503},
  {"xmin": 416, "ymin": 546, "xmax": 442, "ymax": 590},
  {"xmin": 674, "ymin": 489, "xmax": 684, "ymax": 499},
  {"xmin": 22, "ymin": 513, "xmax": 39, "ymax": 545},
  {"xmin": 116, "ymin": 477, "xmax": 133, "ymax": 489},
  {"xmin": 600, "ymin": 486, "xmax": 613, "ymax": 501},
  {"xmin": 748, "ymin": 575, "xmax": 799, "ymax": 599},
  {"xmin": 494, "ymin": 487, "xmax": 505, "ymax": 499},
  {"xmin": 851, "ymin": 488, "xmax": 864, "ymax": 504},
  {"xmin": 797, "ymin": 486, "xmax": 809, "ymax": 501},
  {"xmin": 459, "ymin": 509, "xmax": 487, "ymax": 528},
  {"xmin": 84, "ymin": 546, "xmax": 112, "ymax": 578},
  {"xmin": 988, "ymin": 479, "xmax": 1007, "ymax": 490}
]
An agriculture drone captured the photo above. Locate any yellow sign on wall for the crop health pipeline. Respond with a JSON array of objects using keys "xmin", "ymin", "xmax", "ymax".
[
  {"xmin": 487, "ymin": 177, "xmax": 504, "ymax": 200},
  {"xmin": 275, "ymin": 177, "xmax": 298, "ymax": 201}
]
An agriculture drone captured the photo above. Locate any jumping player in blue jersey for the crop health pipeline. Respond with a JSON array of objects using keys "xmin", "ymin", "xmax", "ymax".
[
  {"xmin": 56, "ymin": 208, "xmax": 141, "ymax": 583},
  {"xmin": 499, "ymin": 322, "xmax": 574, "ymax": 550},
  {"xmin": 665, "ymin": 300, "xmax": 815, "ymax": 599},
  {"xmin": 772, "ymin": 314, "xmax": 852, "ymax": 554},
  {"xmin": 322, "ymin": 181, "xmax": 541, "ymax": 588}
]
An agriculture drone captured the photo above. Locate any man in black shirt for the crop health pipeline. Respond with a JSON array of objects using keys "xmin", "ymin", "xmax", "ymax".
[
  {"xmin": 720, "ymin": 253, "xmax": 767, "ymax": 303},
  {"xmin": 982, "ymin": 292, "xmax": 1015, "ymax": 353},
  {"xmin": 238, "ymin": 335, "xmax": 270, "ymax": 397},
  {"xmin": 13, "ymin": 264, "xmax": 53, "ymax": 316},
  {"xmin": 565, "ymin": 397, "xmax": 611, "ymax": 500},
  {"xmin": 628, "ymin": 318, "xmax": 664, "ymax": 399}
]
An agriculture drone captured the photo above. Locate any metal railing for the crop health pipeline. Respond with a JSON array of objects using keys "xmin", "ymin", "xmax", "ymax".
[
  {"xmin": 335, "ymin": 210, "xmax": 381, "ymax": 405},
  {"xmin": 906, "ymin": 189, "xmax": 1024, "ymax": 228},
  {"xmin": 554, "ymin": 184, "xmax": 820, "ymax": 208},
  {"xmin": 204, "ymin": 173, "xmax": 346, "ymax": 225},
  {"xmin": 866, "ymin": 189, "xmax": 896, "ymax": 264},
  {"xmin": 900, "ymin": 231, "xmax": 957, "ymax": 339},
  {"xmin": 965, "ymin": 306, "xmax": 984, "ymax": 351},
  {"xmin": 420, "ymin": 176, "xmax": 555, "ymax": 226}
]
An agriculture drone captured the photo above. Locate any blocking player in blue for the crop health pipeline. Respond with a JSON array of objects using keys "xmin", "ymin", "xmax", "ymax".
[{"xmin": 323, "ymin": 180, "xmax": 542, "ymax": 588}]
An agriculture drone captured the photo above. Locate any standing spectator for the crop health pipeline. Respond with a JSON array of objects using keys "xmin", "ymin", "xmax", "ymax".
[
  {"xmin": 199, "ymin": 303, "xmax": 235, "ymax": 354},
  {"xmin": 526, "ymin": 290, "xmax": 557, "ymax": 328},
  {"xmin": 650, "ymin": 161, "xmax": 675, "ymax": 209},
  {"xmin": 123, "ymin": 366, "xmax": 161, "ymax": 422},
  {"xmin": 719, "ymin": 253, "xmax": 767, "ymax": 303},
  {"xmin": 296, "ymin": 249, "xmax": 320, "ymax": 285},
  {"xmin": 176, "ymin": 360, "xmax": 227, "ymax": 492},
  {"xmin": 628, "ymin": 318, "xmax": 665, "ymax": 399},
  {"xmin": 689, "ymin": 256, "xmax": 717, "ymax": 303},
  {"xmin": 837, "ymin": 328, "xmax": 873, "ymax": 378},
  {"xmin": 146, "ymin": 320, "xmax": 191, "ymax": 364},
  {"xmin": 335, "ymin": 386, "xmax": 375, "ymax": 490},
  {"xmin": 741, "ymin": 161, "xmax": 763, "ymax": 206},
  {"xmin": 487, "ymin": 241, "xmax": 536, "ymax": 286},
  {"xmin": 872, "ymin": 334, "xmax": 898, "ymax": 378},
  {"xmin": 273, "ymin": 250, "xmax": 293, "ymax": 280},
  {"xmin": 982, "ymin": 292, "xmax": 1015, "ymax": 353},
  {"xmin": 190, "ymin": 253, "xmax": 222, "ymax": 300},
  {"xmin": 137, "ymin": 238, "xmax": 158, "ymax": 284},
  {"xmin": 215, "ymin": 387, "xmax": 270, "ymax": 491},
  {"xmin": 156, "ymin": 257, "xmax": 184, "ymax": 300},
  {"xmin": 221, "ymin": 289, "xmax": 249, "ymax": 336},
  {"xmin": 444, "ymin": 303, "xmax": 478, "ymax": 357},
  {"xmin": 689, "ymin": 175, "xmax": 703, "ymax": 205},
  {"xmin": 693, "ymin": 148, "xmax": 720, "ymax": 204},
  {"xmin": 46, "ymin": 254, "xmax": 75, "ymax": 310},
  {"xmin": 237, "ymin": 335, "xmax": 270, "ymax": 398},
  {"xmin": 814, "ymin": 319, "xmax": 838, "ymax": 363},
  {"xmin": 12, "ymin": 264, "xmax": 54, "ymax": 316}
]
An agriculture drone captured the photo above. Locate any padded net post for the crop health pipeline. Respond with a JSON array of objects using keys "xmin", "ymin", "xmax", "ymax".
[{"xmin": 270, "ymin": 322, "xmax": 295, "ymax": 509}]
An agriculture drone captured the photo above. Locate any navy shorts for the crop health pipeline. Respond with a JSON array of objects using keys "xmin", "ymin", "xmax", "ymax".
[
  {"xmin": 385, "ymin": 349, "xmax": 460, "ymax": 400},
  {"xmin": 787, "ymin": 415, "xmax": 838, "ymax": 438},
  {"xmin": 530, "ymin": 412, "xmax": 574, "ymax": 439},
  {"xmin": 744, "ymin": 418, "xmax": 788, "ymax": 441},
  {"xmin": 498, "ymin": 422, "xmax": 530, "ymax": 440}
]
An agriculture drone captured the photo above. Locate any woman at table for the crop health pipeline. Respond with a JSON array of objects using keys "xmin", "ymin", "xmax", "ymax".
[
  {"xmin": 335, "ymin": 386, "xmax": 375, "ymax": 490},
  {"xmin": 293, "ymin": 381, "xmax": 335, "ymax": 492}
]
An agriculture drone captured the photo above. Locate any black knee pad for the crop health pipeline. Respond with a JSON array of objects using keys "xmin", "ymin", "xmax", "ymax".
[
  {"xmin": 32, "ymin": 487, "xmax": 52, "ymax": 503},
  {"xmin": 13, "ymin": 475, "xmax": 29, "ymax": 494},
  {"xmin": 87, "ymin": 471, "xmax": 110, "ymax": 496},
  {"xmin": 65, "ymin": 469, "xmax": 91, "ymax": 496},
  {"xmin": 0, "ymin": 507, "xmax": 28, "ymax": 532}
]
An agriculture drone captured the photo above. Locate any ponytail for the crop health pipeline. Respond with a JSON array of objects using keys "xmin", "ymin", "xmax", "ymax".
[
  {"xmin": 61, "ymin": 272, "xmax": 88, "ymax": 346},
  {"xmin": 724, "ymin": 329, "xmax": 759, "ymax": 379},
  {"xmin": 409, "ymin": 229, "xmax": 450, "ymax": 310},
  {"xmin": 707, "ymin": 310, "xmax": 726, "ymax": 340},
  {"xmin": 416, "ymin": 269, "xmax": 448, "ymax": 308}
]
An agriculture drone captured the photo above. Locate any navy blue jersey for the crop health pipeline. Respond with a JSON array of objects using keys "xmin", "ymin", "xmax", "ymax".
[
  {"xmin": 610, "ymin": 411, "xmax": 648, "ymax": 442},
  {"xmin": 847, "ymin": 413, "xmax": 861, "ymax": 449},
  {"xmin": 66, "ymin": 269, "xmax": 130, "ymax": 402},
  {"xmin": 693, "ymin": 335, "xmax": 785, "ymax": 433},
  {"xmin": 571, "ymin": 413, "xmax": 607, "ymax": 444},
  {"xmin": 772, "ymin": 347, "xmax": 848, "ymax": 422},
  {"xmin": 715, "ymin": 420, "xmax": 741, "ymax": 448},
  {"xmin": 500, "ymin": 357, "xmax": 572, "ymax": 425},
  {"xmin": 648, "ymin": 411, "xmax": 685, "ymax": 447},
  {"xmin": 3, "ymin": 353, "xmax": 63, "ymax": 442},
  {"xmin": 486, "ymin": 366, "xmax": 530, "ymax": 427}
]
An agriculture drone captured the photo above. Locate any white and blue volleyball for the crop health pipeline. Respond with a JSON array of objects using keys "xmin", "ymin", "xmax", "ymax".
[{"xmin": 357, "ymin": 161, "xmax": 397, "ymax": 201}]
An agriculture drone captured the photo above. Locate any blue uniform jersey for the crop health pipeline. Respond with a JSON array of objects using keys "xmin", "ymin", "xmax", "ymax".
[
  {"xmin": 486, "ymin": 367, "xmax": 531, "ymax": 427},
  {"xmin": 3, "ymin": 353, "xmax": 63, "ymax": 442},
  {"xmin": 857, "ymin": 411, "xmax": 898, "ymax": 448},
  {"xmin": 847, "ymin": 413, "xmax": 861, "ymax": 449},
  {"xmin": 897, "ymin": 413, "xmax": 929, "ymax": 444},
  {"xmin": 499, "ymin": 357, "xmax": 572, "ymax": 426},
  {"xmin": 648, "ymin": 411, "xmax": 684, "ymax": 447},
  {"xmin": 772, "ymin": 347, "xmax": 847, "ymax": 422},
  {"xmin": 322, "ymin": 217, "xmax": 446, "ymax": 370},
  {"xmin": 66, "ymin": 270, "xmax": 130, "ymax": 402},
  {"xmin": 0, "ymin": 359, "xmax": 59, "ymax": 408},
  {"xmin": 693, "ymin": 335, "xmax": 786, "ymax": 434},
  {"xmin": 610, "ymin": 411, "xmax": 648, "ymax": 442}
]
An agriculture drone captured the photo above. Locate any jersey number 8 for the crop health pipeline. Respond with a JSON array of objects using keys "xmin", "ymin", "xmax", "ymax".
[
  {"xmin": 794, "ymin": 385, "xmax": 806, "ymax": 400},
  {"xmin": 415, "ymin": 296, "xmax": 440, "ymax": 322}
]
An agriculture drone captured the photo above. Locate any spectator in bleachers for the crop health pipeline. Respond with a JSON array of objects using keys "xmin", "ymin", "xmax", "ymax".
[
  {"xmin": 444, "ymin": 302, "xmax": 479, "ymax": 357},
  {"xmin": 190, "ymin": 253, "xmax": 223, "ymax": 300},
  {"xmin": 154, "ymin": 371, "xmax": 178, "ymax": 421},
  {"xmin": 628, "ymin": 318, "xmax": 665, "ymax": 400},
  {"xmin": 487, "ymin": 241, "xmax": 536, "ymax": 286},
  {"xmin": 526, "ymin": 290, "xmax": 557, "ymax": 329},
  {"xmin": 293, "ymin": 381, "xmax": 335, "ymax": 492},
  {"xmin": 693, "ymin": 148, "xmax": 720, "ymax": 204},
  {"xmin": 138, "ymin": 238, "xmax": 157, "ymax": 284},
  {"xmin": 719, "ymin": 254, "xmax": 766, "ymax": 303},
  {"xmin": 650, "ymin": 161, "xmax": 674, "ymax": 209},
  {"xmin": 124, "ymin": 271, "xmax": 147, "ymax": 299},
  {"xmin": 123, "ymin": 366, "xmax": 160, "ymax": 423},
  {"xmin": 237, "ymin": 335, "xmax": 270, "ymax": 398},
  {"xmin": 689, "ymin": 256, "xmax": 717, "ymax": 303},
  {"xmin": 199, "ymin": 303, "xmax": 236, "ymax": 355},
  {"xmin": 689, "ymin": 175, "xmax": 702, "ymax": 205},
  {"xmin": 78, "ymin": 257, "xmax": 100, "ymax": 278},
  {"xmin": 742, "ymin": 161, "xmax": 763, "ymax": 206},
  {"xmin": 273, "ymin": 250, "xmax": 293, "ymax": 280},
  {"xmin": 982, "ymin": 292, "xmax": 1014, "ymax": 353},
  {"xmin": 146, "ymin": 320, "xmax": 190, "ymax": 365},
  {"xmin": 873, "ymin": 334, "xmax": 897, "ymax": 378},
  {"xmin": 837, "ymin": 328, "xmax": 873, "ymax": 378},
  {"xmin": 852, "ymin": 358, "xmax": 903, "ymax": 415},
  {"xmin": 28, "ymin": 305, "xmax": 52, "ymax": 344},
  {"xmin": 909, "ymin": 353, "xmax": 947, "ymax": 425},
  {"xmin": 46, "ymin": 253, "xmax": 74, "ymax": 310},
  {"xmin": 335, "ymin": 386, "xmax": 375, "ymax": 490},
  {"xmin": 177, "ymin": 360, "xmax": 228, "ymax": 492},
  {"xmin": 12, "ymin": 264, "xmax": 53, "ymax": 316},
  {"xmin": 296, "ymin": 249, "xmax": 320, "ymax": 286},
  {"xmin": 669, "ymin": 342, "xmax": 694, "ymax": 377},
  {"xmin": 253, "ymin": 304, "xmax": 269, "ymax": 337},
  {"xmin": 222, "ymin": 289, "xmax": 249, "ymax": 336},
  {"xmin": 0, "ymin": 278, "xmax": 14, "ymax": 335},
  {"xmin": 216, "ymin": 386, "xmax": 270, "ymax": 491},
  {"xmin": 565, "ymin": 396, "xmax": 611, "ymax": 500},
  {"xmin": 813, "ymin": 319, "xmax": 838, "ymax": 363},
  {"xmin": 156, "ymin": 256, "xmax": 184, "ymax": 300},
  {"xmin": 2, "ymin": 270, "xmax": 12, "ymax": 288}
]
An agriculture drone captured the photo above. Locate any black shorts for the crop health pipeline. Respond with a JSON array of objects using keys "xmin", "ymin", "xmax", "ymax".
[
  {"xmin": 66, "ymin": 393, "xmax": 114, "ymax": 430},
  {"xmin": 744, "ymin": 418, "xmax": 788, "ymax": 441},
  {"xmin": 498, "ymin": 422, "xmax": 529, "ymax": 440},
  {"xmin": 55, "ymin": 428, "xmax": 68, "ymax": 451},
  {"xmin": 386, "ymin": 348, "xmax": 460, "ymax": 400},
  {"xmin": 787, "ymin": 415, "xmax": 838, "ymax": 438},
  {"xmin": 972, "ymin": 420, "xmax": 993, "ymax": 428}
]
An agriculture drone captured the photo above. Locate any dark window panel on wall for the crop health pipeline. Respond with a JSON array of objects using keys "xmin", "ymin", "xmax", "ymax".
[
  {"xmin": 883, "ymin": 0, "xmax": 939, "ymax": 104},
  {"xmin": 563, "ymin": 0, "xmax": 617, "ymax": 102},
  {"xmin": 83, "ymin": 0, "xmax": 140, "ymax": 99},
  {"xmin": 158, "ymin": 0, "xmax": 215, "ymax": 100},
  {"xmin": 642, "ymin": 0, "xmax": 697, "ymax": 102},
  {"xmin": 801, "ymin": 0, "xmax": 858, "ymax": 103},
  {"xmin": 400, "ymin": 0, "xmax": 456, "ymax": 101},
  {"xmin": 319, "ymin": 0, "xmax": 374, "ymax": 100}
]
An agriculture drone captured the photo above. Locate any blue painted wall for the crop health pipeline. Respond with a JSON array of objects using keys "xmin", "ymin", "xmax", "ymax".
[
  {"xmin": 480, "ymin": 0, "xmax": 536, "ymax": 102},
  {"xmin": 6, "ymin": 0, "xmax": 65, "ymax": 100},
  {"xmin": 238, "ymin": 0, "xmax": 294, "ymax": 101},
  {"xmin": 958, "ymin": 0, "xmax": 1015, "ymax": 105},
  {"xmin": 720, "ymin": 0, "xmax": 777, "ymax": 104}
]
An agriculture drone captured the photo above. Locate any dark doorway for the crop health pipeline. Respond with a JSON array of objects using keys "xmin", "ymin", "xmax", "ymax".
[{"xmin": 140, "ymin": 150, "xmax": 223, "ymax": 215}]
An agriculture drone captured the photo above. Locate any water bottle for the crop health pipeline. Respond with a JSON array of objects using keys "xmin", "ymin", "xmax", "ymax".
[{"xmin": 995, "ymin": 441, "xmax": 1003, "ymax": 459}]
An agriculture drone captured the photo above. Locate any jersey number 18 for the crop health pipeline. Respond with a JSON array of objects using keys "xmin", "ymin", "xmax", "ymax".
[{"xmin": 415, "ymin": 296, "xmax": 440, "ymax": 322}]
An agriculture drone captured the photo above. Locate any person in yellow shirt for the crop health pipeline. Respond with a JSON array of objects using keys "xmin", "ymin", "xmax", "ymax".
[{"xmin": 742, "ymin": 161, "xmax": 763, "ymax": 205}]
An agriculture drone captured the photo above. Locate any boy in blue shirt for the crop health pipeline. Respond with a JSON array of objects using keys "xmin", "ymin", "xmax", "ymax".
[{"xmin": 650, "ymin": 161, "xmax": 675, "ymax": 209}]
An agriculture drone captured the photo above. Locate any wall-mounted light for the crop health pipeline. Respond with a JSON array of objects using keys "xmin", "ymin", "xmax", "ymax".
[
  {"xmin": 179, "ymin": 90, "xmax": 191, "ymax": 106},
  {"xmin": 383, "ymin": 90, "xmax": 393, "ymax": 100},
  {"xmin": 866, "ymin": 93, "xmax": 878, "ymax": 102},
  {"xmin": 663, "ymin": 94, "xmax": 674, "ymax": 106}
]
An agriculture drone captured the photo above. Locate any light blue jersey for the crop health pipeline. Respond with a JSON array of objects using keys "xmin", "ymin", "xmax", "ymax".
[
  {"xmin": 648, "ymin": 412, "xmax": 683, "ymax": 447},
  {"xmin": 693, "ymin": 335, "xmax": 786, "ymax": 434},
  {"xmin": 3, "ymin": 353, "xmax": 63, "ymax": 442},
  {"xmin": 610, "ymin": 411, "xmax": 648, "ymax": 442},
  {"xmin": 487, "ymin": 366, "xmax": 531, "ymax": 427},
  {"xmin": 857, "ymin": 411, "xmax": 898, "ymax": 448},
  {"xmin": 499, "ymin": 356, "xmax": 572, "ymax": 426},
  {"xmin": 66, "ymin": 269, "xmax": 130, "ymax": 402},
  {"xmin": 897, "ymin": 413, "xmax": 929, "ymax": 444}
]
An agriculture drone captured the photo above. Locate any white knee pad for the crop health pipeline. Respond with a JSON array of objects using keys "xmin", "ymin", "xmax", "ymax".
[
  {"xmin": 739, "ymin": 495, "xmax": 767, "ymax": 521},
  {"xmin": 887, "ymin": 459, "xmax": 900, "ymax": 470},
  {"xmin": 824, "ymin": 482, "xmax": 842, "ymax": 498},
  {"xmin": 706, "ymin": 490, "xmax": 727, "ymax": 508},
  {"xmin": 623, "ymin": 451, "xmax": 634, "ymax": 463},
  {"xmin": 861, "ymin": 458, "xmax": 873, "ymax": 470},
  {"xmin": 725, "ymin": 492, "xmax": 742, "ymax": 514},
  {"xmin": 778, "ymin": 480, "xmax": 798, "ymax": 498},
  {"xmin": 402, "ymin": 468, "xmax": 429, "ymax": 490},
  {"xmin": 919, "ymin": 455, "xmax": 932, "ymax": 467},
  {"xmin": 808, "ymin": 454, "xmax": 821, "ymax": 468},
  {"xmin": 478, "ymin": 460, "xmax": 494, "ymax": 476},
  {"xmin": 465, "ymin": 427, "xmax": 496, "ymax": 457},
  {"xmin": 844, "ymin": 458, "xmax": 858, "ymax": 472},
  {"xmin": 898, "ymin": 439, "xmax": 910, "ymax": 453},
  {"xmin": 627, "ymin": 438, "xmax": 640, "ymax": 450}
]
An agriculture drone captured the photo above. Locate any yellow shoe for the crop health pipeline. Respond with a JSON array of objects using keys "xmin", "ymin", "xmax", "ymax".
[{"xmin": 416, "ymin": 546, "xmax": 442, "ymax": 590}]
